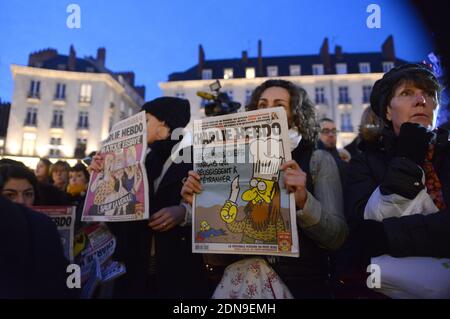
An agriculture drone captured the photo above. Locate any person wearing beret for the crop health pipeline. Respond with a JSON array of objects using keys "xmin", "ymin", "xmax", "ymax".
[
  {"xmin": 344, "ymin": 63, "xmax": 450, "ymax": 280},
  {"xmin": 89, "ymin": 97, "xmax": 209, "ymax": 298}
]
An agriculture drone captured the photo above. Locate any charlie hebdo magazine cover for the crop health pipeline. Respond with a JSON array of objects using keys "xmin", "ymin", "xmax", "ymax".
[
  {"xmin": 82, "ymin": 111, "xmax": 149, "ymax": 222},
  {"xmin": 192, "ymin": 107, "xmax": 299, "ymax": 257}
]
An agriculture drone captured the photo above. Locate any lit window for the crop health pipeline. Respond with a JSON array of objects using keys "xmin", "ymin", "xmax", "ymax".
[
  {"xmin": 49, "ymin": 137, "xmax": 62, "ymax": 157},
  {"xmin": 80, "ymin": 84, "xmax": 92, "ymax": 103},
  {"xmin": 245, "ymin": 67, "xmax": 255, "ymax": 79},
  {"xmin": 223, "ymin": 68, "xmax": 234, "ymax": 80},
  {"xmin": 22, "ymin": 133, "xmax": 36, "ymax": 156}
]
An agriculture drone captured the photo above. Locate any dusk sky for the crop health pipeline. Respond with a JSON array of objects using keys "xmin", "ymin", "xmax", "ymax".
[{"xmin": 0, "ymin": 0, "xmax": 434, "ymax": 102}]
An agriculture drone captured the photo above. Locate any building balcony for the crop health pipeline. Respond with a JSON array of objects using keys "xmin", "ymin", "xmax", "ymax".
[
  {"xmin": 23, "ymin": 121, "xmax": 38, "ymax": 127},
  {"xmin": 338, "ymin": 97, "xmax": 352, "ymax": 105},
  {"xmin": 53, "ymin": 96, "xmax": 66, "ymax": 105},
  {"xmin": 79, "ymin": 96, "xmax": 92, "ymax": 106},
  {"xmin": 77, "ymin": 124, "xmax": 89, "ymax": 131},
  {"xmin": 340, "ymin": 125, "xmax": 354, "ymax": 133},
  {"xmin": 315, "ymin": 98, "xmax": 328, "ymax": 105},
  {"xmin": 26, "ymin": 92, "xmax": 40, "ymax": 103}
]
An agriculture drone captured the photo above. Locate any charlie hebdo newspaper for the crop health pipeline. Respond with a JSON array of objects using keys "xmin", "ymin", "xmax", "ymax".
[
  {"xmin": 82, "ymin": 111, "xmax": 149, "ymax": 222},
  {"xmin": 32, "ymin": 206, "xmax": 76, "ymax": 261},
  {"xmin": 192, "ymin": 107, "xmax": 299, "ymax": 257},
  {"xmin": 74, "ymin": 223, "xmax": 126, "ymax": 298}
]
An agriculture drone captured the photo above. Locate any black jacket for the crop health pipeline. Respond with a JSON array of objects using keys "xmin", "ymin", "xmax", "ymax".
[
  {"xmin": 0, "ymin": 196, "xmax": 75, "ymax": 298},
  {"xmin": 108, "ymin": 148, "xmax": 209, "ymax": 298},
  {"xmin": 345, "ymin": 128, "xmax": 450, "ymax": 267}
]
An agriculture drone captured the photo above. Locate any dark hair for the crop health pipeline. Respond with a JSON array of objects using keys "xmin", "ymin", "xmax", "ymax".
[
  {"xmin": 70, "ymin": 163, "xmax": 89, "ymax": 181},
  {"xmin": 246, "ymin": 79, "xmax": 318, "ymax": 144},
  {"xmin": 49, "ymin": 160, "xmax": 70, "ymax": 175},
  {"xmin": 39, "ymin": 157, "xmax": 52, "ymax": 168},
  {"xmin": 0, "ymin": 164, "xmax": 40, "ymax": 204},
  {"xmin": 319, "ymin": 117, "xmax": 335, "ymax": 125}
]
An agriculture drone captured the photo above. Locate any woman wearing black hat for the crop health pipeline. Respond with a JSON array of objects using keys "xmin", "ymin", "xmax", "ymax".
[
  {"xmin": 89, "ymin": 97, "xmax": 208, "ymax": 298},
  {"xmin": 344, "ymin": 63, "xmax": 450, "ymax": 297}
]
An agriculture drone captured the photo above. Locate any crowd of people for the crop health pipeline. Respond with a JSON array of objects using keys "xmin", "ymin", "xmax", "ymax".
[{"xmin": 0, "ymin": 63, "xmax": 449, "ymax": 299}]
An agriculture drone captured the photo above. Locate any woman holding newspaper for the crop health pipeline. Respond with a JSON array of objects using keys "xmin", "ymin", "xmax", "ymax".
[
  {"xmin": 89, "ymin": 97, "xmax": 208, "ymax": 298},
  {"xmin": 181, "ymin": 79, "xmax": 348, "ymax": 298}
]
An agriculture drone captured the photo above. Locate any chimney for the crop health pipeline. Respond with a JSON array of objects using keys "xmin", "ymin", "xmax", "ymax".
[
  {"xmin": 241, "ymin": 50, "xmax": 248, "ymax": 64},
  {"xmin": 197, "ymin": 44, "xmax": 205, "ymax": 77},
  {"xmin": 320, "ymin": 37, "xmax": 331, "ymax": 73},
  {"xmin": 68, "ymin": 45, "xmax": 76, "ymax": 71},
  {"xmin": 28, "ymin": 48, "xmax": 58, "ymax": 67},
  {"xmin": 335, "ymin": 45, "xmax": 343, "ymax": 60},
  {"xmin": 257, "ymin": 40, "xmax": 263, "ymax": 76},
  {"xmin": 97, "ymin": 47, "xmax": 106, "ymax": 67},
  {"xmin": 134, "ymin": 86, "xmax": 146, "ymax": 100},
  {"xmin": 382, "ymin": 35, "xmax": 395, "ymax": 61},
  {"xmin": 116, "ymin": 72, "xmax": 135, "ymax": 86}
]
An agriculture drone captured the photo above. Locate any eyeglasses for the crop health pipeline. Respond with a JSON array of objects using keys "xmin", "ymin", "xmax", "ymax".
[{"xmin": 320, "ymin": 128, "xmax": 338, "ymax": 135}]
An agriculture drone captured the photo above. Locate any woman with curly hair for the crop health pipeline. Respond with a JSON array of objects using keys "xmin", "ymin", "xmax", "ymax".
[{"xmin": 182, "ymin": 79, "xmax": 348, "ymax": 298}]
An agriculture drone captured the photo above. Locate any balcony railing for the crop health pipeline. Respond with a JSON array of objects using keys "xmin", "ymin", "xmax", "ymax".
[{"xmin": 27, "ymin": 92, "xmax": 40, "ymax": 99}]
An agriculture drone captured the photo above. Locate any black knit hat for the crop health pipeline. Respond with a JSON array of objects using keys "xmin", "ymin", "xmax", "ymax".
[
  {"xmin": 141, "ymin": 97, "xmax": 191, "ymax": 131},
  {"xmin": 370, "ymin": 63, "xmax": 439, "ymax": 123}
]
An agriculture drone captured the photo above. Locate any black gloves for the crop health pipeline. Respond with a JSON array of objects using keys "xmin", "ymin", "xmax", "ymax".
[
  {"xmin": 397, "ymin": 122, "xmax": 434, "ymax": 166},
  {"xmin": 380, "ymin": 123, "xmax": 433, "ymax": 199},
  {"xmin": 380, "ymin": 157, "xmax": 424, "ymax": 199}
]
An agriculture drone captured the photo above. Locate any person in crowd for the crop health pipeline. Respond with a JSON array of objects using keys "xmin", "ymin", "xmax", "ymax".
[
  {"xmin": 35, "ymin": 157, "xmax": 52, "ymax": 184},
  {"xmin": 50, "ymin": 160, "xmax": 70, "ymax": 192},
  {"xmin": 0, "ymin": 195, "xmax": 77, "ymax": 298},
  {"xmin": 88, "ymin": 97, "xmax": 209, "ymax": 298},
  {"xmin": 0, "ymin": 159, "xmax": 71, "ymax": 206},
  {"xmin": 0, "ymin": 164, "xmax": 39, "ymax": 207},
  {"xmin": 344, "ymin": 63, "xmax": 450, "ymax": 293},
  {"xmin": 344, "ymin": 107, "xmax": 383, "ymax": 159},
  {"xmin": 181, "ymin": 79, "xmax": 348, "ymax": 298},
  {"xmin": 317, "ymin": 117, "xmax": 349, "ymax": 186},
  {"xmin": 67, "ymin": 163, "xmax": 90, "ymax": 231}
]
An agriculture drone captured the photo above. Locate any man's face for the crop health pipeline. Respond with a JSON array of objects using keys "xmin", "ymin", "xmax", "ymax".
[
  {"xmin": 52, "ymin": 168, "xmax": 68, "ymax": 186},
  {"xmin": 319, "ymin": 120, "xmax": 337, "ymax": 149},
  {"xmin": 387, "ymin": 81, "xmax": 439, "ymax": 135}
]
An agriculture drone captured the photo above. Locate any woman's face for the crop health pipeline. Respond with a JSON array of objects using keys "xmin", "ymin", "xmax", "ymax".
[
  {"xmin": 256, "ymin": 86, "xmax": 292, "ymax": 124},
  {"xmin": 145, "ymin": 113, "xmax": 170, "ymax": 144},
  {"xmin": 2, "ymin": 178, "xmax": 35, "ymax": 207},
  {"xmin": 387, "ymin": 81, "xmax": 439, "ymax": 135},
  {"xmin": 35, "ymin": 160, "xmax": 49, "ymax": 178}
]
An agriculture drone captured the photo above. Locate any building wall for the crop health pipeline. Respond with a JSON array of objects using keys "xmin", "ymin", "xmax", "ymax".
[
  {"xmin": 6, "ymin": 65, "xmax": 141, "ymax": 158},
  {"xmin": 159, "ymin": 73, "xmax": 382, "ymax": 148}
]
